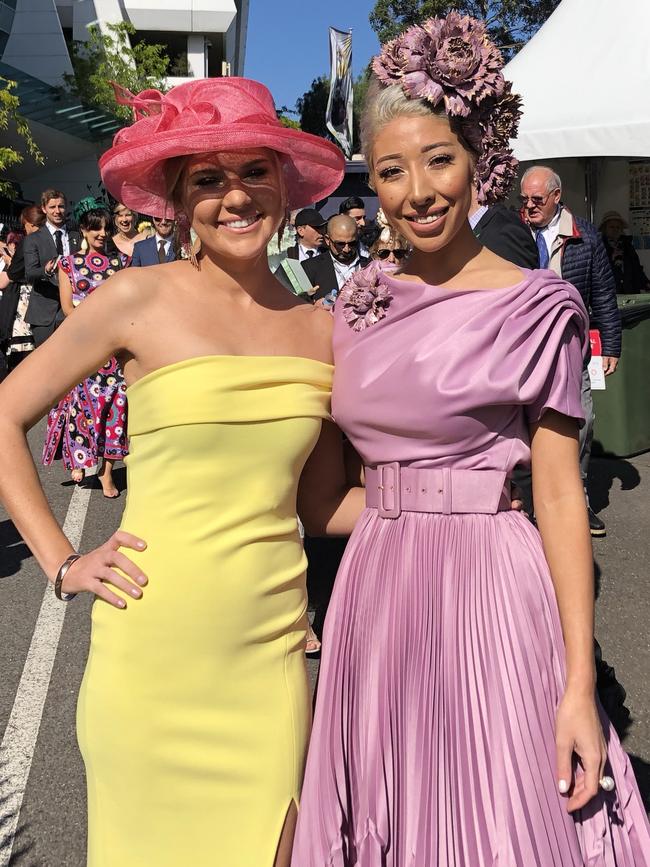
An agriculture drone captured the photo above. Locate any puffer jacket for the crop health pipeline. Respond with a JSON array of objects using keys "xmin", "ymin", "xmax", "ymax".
[{"xmin": 560, "ymin": 214, "xmax": 621, "ymax": 356}]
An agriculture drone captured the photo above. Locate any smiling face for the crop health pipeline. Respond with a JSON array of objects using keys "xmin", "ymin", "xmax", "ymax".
[
  {"xmin": 370, "ymin": 113, "xmax": 475, "ymax": 256},
  {"xmin": 82, "ymin": 218, "xmax": 109, "ymax": 252},
  {"xmin": 114, "ymin": 206, "xmax": 135, "ymax": 235},
  {"xmin": 42, "ymin": 197, "xmax": 66, "ymax": 228},
  {"xmin": 177, "ymin": 148, "xmax": 285, "ymax": 264},
  {"xmin": 153, "ymin": 216, "xmax": 175, "ymax": 238}
]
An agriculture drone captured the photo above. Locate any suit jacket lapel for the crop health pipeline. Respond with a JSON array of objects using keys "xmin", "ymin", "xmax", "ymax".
[{"xmin": 40, "ymin": 226, "xmax": 57, "ymax": 259}]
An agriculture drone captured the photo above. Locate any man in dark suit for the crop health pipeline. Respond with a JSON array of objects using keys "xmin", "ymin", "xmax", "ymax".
[
  {"xmin": 469, "ymin": 188, "xmax": 539, "ymax": 269},
  {"xmin": 23, "ymin": 189, "xmax": 81, "ymax": 347},
  {"xmin": 131, "ymin": 216, "xmax": 177, "ymax": 267},
  {"xmin": 285, "ymin": 208, "xmax": 326, "ymax": 261},
  {"xmin": 302, "ymin": 214, "xmax": 370, "ymax": 304}
]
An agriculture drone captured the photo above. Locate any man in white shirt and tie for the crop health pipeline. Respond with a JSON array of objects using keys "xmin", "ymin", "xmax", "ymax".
[
  {"xmin": 131, "ymin": 216, "xmax": 177, "ymax": 267},
  {"xmin": 23, "ymin": 188, "xmax": 80, "ymax": 346},
  {"xmin": 302, "ymin": 214, "xmax": 370, "ymax": 305},
  {"xmin": 286, "ymin": 209, "xmax": 326, "ymax": 262}
]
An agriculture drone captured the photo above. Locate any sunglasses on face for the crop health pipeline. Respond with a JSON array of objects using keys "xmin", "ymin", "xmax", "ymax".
[
  {"xmin": 518, "ymin": 189, "xmax": 559, "ymax": 207},
  {"xmin": 328, "ymin": 238, "xmax": 359, "ymax": 252},
  {"xmin": 376, "ymin": 248, "xmax": 409, "ymax": 261}
]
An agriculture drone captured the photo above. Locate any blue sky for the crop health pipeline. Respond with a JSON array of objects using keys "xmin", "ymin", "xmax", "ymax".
[{"xmin": 244, "ymin": 1, "xmax": 380, "ymax": 114}]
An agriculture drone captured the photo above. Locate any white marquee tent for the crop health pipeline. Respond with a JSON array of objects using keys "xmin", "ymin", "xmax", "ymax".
[
  {"xmin": 504, "ymin": 0, "xmax": 650, "ymax": 161},
  {"xmin": 503, "ymin": 0, "xmax": 650, "ymax": 267}
]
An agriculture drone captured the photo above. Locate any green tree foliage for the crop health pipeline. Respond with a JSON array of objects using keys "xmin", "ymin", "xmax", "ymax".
[
  {"xmin": 278, "ymin": 115, "xmax": 301, "ymax": 130},
  {"xmin": 63, "ymin": 22, "xmax": 170, "ymax": 122},
  {"xmin": 369, "ymin": 0, "xmax": 561, "ymax": 56},
  {"xmin": 0, "ymin": 77, "xmax": 44, "ymax": 197},
  {"xmin": 297, "ymin": 72, "xmax": 371, "ymax": 153}
]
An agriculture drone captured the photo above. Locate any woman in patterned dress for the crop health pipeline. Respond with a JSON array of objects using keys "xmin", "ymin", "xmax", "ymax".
[{"xmin": 43, "ymin": 201, "xmax": 128, "ymax": 497}]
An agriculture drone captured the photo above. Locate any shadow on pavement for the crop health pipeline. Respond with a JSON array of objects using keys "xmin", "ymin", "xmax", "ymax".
[
  {"xmin": 1, "ymin": 763, "xmax": 34, "ymax": 866},
  {"xmin": 0, "ymin": 520, "xmax": 31, "ymax": 579},
  {"xmin": 629, "ymin": 754, "xmax": 650, "ymax": 812},
  {"xmin": 88, "ymin": 466, "xmax": 127, "ymax": 496},
  {"xmin": 588, "ymin": 457, "xmax": 641, "ymax": 515}
]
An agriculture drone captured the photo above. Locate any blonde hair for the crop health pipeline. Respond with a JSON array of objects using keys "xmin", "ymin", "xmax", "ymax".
[{"xmin": 360, "ymin": 78, "xmax": 476, "ymax": 181}]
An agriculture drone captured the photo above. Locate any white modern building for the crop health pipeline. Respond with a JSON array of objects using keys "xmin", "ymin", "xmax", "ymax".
[{"xmin": 0, "ymin": 0, "xmax": 249, "ymax": 206}]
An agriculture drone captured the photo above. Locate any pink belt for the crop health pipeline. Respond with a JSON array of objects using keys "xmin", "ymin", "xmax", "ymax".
[{"xmin": 365, "ymin": 464, "xmax": 510, "ymax": 518}]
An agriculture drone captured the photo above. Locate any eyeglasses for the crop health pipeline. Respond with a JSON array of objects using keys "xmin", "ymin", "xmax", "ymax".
[
  {"xmin": 328, "ymin": 238, "xmax": 359, "ymax": 252},
  {"xmin": 376, "ymin": 248, "xmax": 409, "ymax": 260},
  {"xmin": 518, "ymin": 189, "xmax": 559, "ymax": 207}
]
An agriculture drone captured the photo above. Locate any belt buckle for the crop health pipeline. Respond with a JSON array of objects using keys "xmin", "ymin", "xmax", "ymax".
[{"xmin": 377, "ymin": 462, "xmax": 401, "ymax": 519}]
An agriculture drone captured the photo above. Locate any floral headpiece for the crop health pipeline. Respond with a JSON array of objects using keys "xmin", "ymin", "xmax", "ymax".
[
  {"xmin": 73, "ymin": 196, "xmax": 107, "ymax": 223},
  {"xmin": 372, "ymin": 12, "xmax": 522, "ymax": 204}
]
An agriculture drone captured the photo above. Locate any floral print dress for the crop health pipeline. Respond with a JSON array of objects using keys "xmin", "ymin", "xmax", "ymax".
[{"xmin": 42, "ymin": 252, "xmax": 128, "ymax": 470}]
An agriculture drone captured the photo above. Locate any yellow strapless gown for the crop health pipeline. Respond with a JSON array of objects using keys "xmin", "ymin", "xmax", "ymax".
[{"xmin": 76, "ymin": 355, "xmax": 332, "ymax": 867}]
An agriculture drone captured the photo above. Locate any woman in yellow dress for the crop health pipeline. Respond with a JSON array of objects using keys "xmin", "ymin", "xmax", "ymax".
[{"xmin": 0, "ymin": 78, "xmax": 363, "ymax": 866}]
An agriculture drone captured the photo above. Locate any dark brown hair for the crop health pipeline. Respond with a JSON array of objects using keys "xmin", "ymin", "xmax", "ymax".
[
  {"xmin": 20, "ymin": 205, "xmax": 46, "ymax": 228},
  {"xmin": 40, "ymin": 188, "xmax": 66, "ymax": 207}
]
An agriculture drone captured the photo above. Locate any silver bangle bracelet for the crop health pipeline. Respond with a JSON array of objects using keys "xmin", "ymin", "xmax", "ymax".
[{"xmin": 54, "ymin": 553, "xmax": 81, "ymax": 601}]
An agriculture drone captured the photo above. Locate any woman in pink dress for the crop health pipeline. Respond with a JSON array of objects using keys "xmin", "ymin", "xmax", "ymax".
[{"xmin": 292, "ymin": 14, "xmax": 650, "ymax": 866}]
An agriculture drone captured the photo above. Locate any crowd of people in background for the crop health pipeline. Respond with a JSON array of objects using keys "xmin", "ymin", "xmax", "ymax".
[{"xmin": 0, "ymin": 163, "xmax": 636, "ymax": 629}]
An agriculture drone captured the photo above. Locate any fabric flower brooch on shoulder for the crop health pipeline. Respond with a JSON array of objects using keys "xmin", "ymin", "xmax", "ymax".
[{"xmin": 339, "ymin": 264, "xmax": 392, "ymax": 332}]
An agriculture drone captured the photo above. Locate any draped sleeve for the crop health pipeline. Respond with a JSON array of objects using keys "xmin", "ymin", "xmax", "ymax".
[{"xmin": 515, "ymin": 277, "xmax": 589, "ymax": 427}]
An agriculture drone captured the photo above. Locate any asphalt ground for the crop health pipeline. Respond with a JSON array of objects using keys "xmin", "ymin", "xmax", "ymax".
[{"xmin": 0, "ymin": 419, "xmax": 648, "ymax": 866}]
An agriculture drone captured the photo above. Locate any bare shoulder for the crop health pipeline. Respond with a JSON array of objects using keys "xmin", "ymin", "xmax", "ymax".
[
  {"xmin": 95, "ymin": 265, "xmax": 157, "ymax": 308},
  {"xmin": 291, "ymin": 301, "xmax": 334, "ymax": 364}
]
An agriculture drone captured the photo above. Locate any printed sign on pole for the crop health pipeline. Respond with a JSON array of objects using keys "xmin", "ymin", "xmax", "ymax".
[{"xmin": 326, "ymin": 27, "xmax": 353, "ymax": 158}]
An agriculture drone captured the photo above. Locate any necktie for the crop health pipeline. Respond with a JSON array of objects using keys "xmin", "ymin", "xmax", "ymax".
[
  {"xmin": 307, "ymin": 249, "xmax": 314, "ymax": 257},
  {"xmin": 535, "ymin": 230, "xmax": 549, "ymax": 269},
  {"xmin": 54, "ymin": 230, "xmax": 64, "ymax": 256},
  {"xmin": 158, "ymin": 240, "xmax": 166, "ymax": 264}
]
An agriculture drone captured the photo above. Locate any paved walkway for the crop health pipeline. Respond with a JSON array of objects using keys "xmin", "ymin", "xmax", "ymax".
[{"xmin": 0, "ymin": 419, "xmax": 648, "ymax": 864}]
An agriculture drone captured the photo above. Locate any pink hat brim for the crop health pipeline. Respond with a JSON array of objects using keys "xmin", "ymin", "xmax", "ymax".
[{"xmin": 100, "ymin": 124, "xmax": 345, "ymax": 217}]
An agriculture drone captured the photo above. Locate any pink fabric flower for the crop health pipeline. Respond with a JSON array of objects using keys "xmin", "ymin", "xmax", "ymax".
[
  {"xmin": 372, "ymin": 13, "xmax": 523, "ymax": 205},
  {"xmin": 339, "ymin": 266, "xmax": 393, "ymax": 332}
]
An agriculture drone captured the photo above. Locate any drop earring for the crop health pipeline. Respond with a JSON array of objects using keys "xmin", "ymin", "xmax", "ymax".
[
  {"xmin": 178, "ymin": 213, "xmax": 201, "ymax": 270},
  {"xmin": 277, "ymin": 206, "xmax": 290, "ymax": 249}
]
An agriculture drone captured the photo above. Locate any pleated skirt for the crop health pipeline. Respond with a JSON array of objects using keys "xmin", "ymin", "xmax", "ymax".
[{"xmin": 292, "ymin": 509, "xmax": 650, "ymax": 866}]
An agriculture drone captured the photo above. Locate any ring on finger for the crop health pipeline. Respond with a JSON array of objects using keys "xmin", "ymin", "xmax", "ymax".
[{"xmin": 599, "ymin": 775, "xmax": 615, "ymax": 792}]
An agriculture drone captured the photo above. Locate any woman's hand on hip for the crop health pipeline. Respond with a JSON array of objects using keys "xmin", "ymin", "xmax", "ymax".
[
  {"xmin": 555, "ymin": 689, "xmax": 607, "ymax": 812},
  {"xmin": 60, "ymin": 531, "xmax": 148, "ymax": 609}
]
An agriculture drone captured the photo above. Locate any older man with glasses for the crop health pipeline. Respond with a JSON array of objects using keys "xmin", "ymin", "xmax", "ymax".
[
  {"xmin": 302, "ymin": 214, "xmax": 370, "ymax": 305},
  {"xmin": 519, "ymin": 165, "xmax": 621, "ymax": 537}
]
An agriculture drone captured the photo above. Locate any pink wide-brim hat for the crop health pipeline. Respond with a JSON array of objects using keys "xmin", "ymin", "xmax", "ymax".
[{"xmin": 99, "ymin": 78, "xmax": 345, "ymax": 217}]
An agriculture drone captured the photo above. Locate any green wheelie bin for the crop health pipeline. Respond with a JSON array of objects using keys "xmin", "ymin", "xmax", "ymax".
[{"xmin": 592, "ymin": 293, "xmax": 650, "ymax": 458}]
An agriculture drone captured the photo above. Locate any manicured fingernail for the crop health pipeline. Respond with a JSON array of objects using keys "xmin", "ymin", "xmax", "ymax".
[
  {"xmin": 137, "ymin": 541, "xmax": 146, "ymax": 549},
  {"xmin": 130, "ymin": 588, "xmax": 141, "ymax": 598},
  {"xmin": 558, "ymin": 779, "xmax": 569, "ymax": 794},
  {"xmin": 136, "ymin": 575, "xmax": 147, "ymax": 586},
  {"xmin": 117, "ymin": 599, "xmax": 126, "ymax": 609}
]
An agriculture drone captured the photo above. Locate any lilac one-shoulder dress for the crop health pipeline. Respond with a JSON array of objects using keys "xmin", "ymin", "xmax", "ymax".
[{"xmin": 292, "ymin": 266, "xmax": 650, "ymax": 866}]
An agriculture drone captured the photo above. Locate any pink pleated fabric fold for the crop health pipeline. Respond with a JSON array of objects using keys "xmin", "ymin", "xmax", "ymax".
[{"xmin": 293, "ymin": 510, "xmax": 650, "ymax": 866}]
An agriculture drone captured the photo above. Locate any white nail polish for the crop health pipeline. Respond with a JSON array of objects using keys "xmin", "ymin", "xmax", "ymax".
[{"xmin": 558, "ymin": 779, "xmax": 569, "ymax": 794}]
